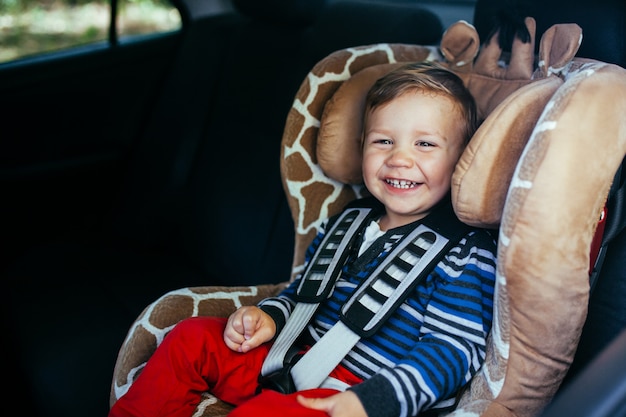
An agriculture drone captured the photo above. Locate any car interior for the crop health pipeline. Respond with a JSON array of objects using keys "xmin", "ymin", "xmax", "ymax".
[{"xmin": 2, "ymin": 0, "xmax": 625, "ymax": 417}]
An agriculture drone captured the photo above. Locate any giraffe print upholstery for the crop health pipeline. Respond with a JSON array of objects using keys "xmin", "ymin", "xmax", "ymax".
[{"xmin": 109, "ymin": 19, "xmax": 626, "ymax": 417}]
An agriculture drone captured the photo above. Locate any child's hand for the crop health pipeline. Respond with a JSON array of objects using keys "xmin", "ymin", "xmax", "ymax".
[
  {"xmin": 224, "ymin": 306, "xmax": 276, "ymax": 353},
  {"xmin": 297, "ymin": 391, "xmax": 367, "ymax": 417}
]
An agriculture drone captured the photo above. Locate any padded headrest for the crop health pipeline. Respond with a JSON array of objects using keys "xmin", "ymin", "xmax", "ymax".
[
  {"xmin": 232, "ymin": 0, "xmax": 326, "ymax": 25},
  {"xmin": 316, "ymin": 18, "xmax": 581, "ymax": 228}
]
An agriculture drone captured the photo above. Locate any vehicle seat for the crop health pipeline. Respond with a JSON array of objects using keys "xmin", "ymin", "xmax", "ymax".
[{"xmin": 110, "ymin": 14, "xmax": 626, "ymax": 417}]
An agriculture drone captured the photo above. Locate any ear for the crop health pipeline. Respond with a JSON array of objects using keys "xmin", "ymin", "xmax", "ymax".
[
  {"xmin": 536, "ymin": 23, "xmax": 583, "ymax": 78},
  {"xmin": 439, "ymin": 20, "xmax": 480, "ymax": 72}
]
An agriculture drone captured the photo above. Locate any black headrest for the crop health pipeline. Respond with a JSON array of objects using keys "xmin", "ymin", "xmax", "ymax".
[
  {"xmin": 473, "ymin": 0, "xmax": 626, "ymax": 68},
  {"xmin": 232, "ymin": 0, "xmax": 327, "ymax": 25},
  {"xmin": 302, "ymin": 1, "xmax": 443, "ymax": 62}
]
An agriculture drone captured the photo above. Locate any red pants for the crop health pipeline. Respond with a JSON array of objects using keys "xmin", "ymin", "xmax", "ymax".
[{"xmin": 109, "ymin": 316, "xmax": 361, "ymax": 417}]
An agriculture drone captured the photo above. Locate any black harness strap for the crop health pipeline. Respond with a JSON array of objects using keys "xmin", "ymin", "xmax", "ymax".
[{"xmin": 296, "ymin": 208, "xmax": 373, "ymax": 302}]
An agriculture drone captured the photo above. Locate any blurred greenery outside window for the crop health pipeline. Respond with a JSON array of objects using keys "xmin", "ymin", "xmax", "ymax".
[{"xmin": 0, "ymin": 0, "xmax": 182, "ymax": 63}]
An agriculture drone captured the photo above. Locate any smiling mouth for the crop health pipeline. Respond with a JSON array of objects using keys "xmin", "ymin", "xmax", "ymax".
[{"xmin": 385, "ymin": 179, "xmax": 419, "ymax": 189}]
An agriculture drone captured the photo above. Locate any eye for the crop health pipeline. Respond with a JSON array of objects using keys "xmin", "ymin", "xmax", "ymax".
[
  {"xmin": 375, "ymin": 138, "xmax": 393, "ymax": 145},
  {"xmin": 416, "ymin": 140, "xmax": 435, "ymax": 147},
  {"xmin": 366, "ymin": 136, "xmax": 392, "ymax": 146}
]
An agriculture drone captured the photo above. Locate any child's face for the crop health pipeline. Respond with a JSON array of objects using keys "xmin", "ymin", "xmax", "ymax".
[{"xmin": 362, "ymin": 91, "xmax": 466, "ymax": 229}]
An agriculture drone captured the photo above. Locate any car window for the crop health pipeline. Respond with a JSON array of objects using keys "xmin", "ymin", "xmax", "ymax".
[
  {"xmin": 0, "ymin": 0, "xmax": 182, "ymax": 64},
  {"xmin": 118, "ymin": 0, "xmax": 181, "ymax": 38}
]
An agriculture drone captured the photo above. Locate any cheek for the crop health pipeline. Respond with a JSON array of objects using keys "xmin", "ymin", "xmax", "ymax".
[
  {"xmin": 361, "ymin": 160, "xmax": 375, "ymax": 185},
  {"xmin": 361, "ymin": 152, "xmax": 377, "ymax": 173},
  {"xmin": 361, "ymin": 153, "xmax": 382, "ymax": 187},
  {"xmin": 425, "ymin": 157, "xmax": 456, "ymax": 185}
]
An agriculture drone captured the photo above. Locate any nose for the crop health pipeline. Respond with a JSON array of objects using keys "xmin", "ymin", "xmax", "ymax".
[{"xmin": 386, "ymin": 146, "xmax": 413, "ymax": 168}]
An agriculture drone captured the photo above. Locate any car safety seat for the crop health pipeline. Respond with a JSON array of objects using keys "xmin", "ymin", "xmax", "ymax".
[{"xmin": 109, "ymin": 12, "xmax": 626, "ymax": 417}]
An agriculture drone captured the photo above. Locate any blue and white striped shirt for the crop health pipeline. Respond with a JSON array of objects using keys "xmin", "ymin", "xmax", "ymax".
[{"xmin": 259, "ymin": 201, "xmax": 497, "ymax": 417}]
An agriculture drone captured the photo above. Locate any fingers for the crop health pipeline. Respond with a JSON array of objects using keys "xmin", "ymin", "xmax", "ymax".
[
  {"xmin": 223, "ymin": 308, "xmax": 250, "ymax": 352},
  {"xmin": 223, "ymin": 313, "xmax": 246, "ymax": 351},
  {"xmin": 296, "ymin": 395, "xmax": 330, "ymax": 412},
  {"xmin": 240, "ymin": 322, "xmax": 273, "ymax": 352},
  {"xmin": 297, "ymin": 391, "xmax": 367, "ymax": 417},
  {"xmin": 223, "ymin": 307, "xmax": 276, "ymax": 352}
]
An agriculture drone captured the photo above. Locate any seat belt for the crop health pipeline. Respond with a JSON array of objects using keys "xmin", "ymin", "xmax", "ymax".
[
  {"xmin": 260, "ymin": 201, "xmax": 469, "ymax": 392},
  {"xmin": 261, "ymin": 207, "xmax": 374, "ymax": 378}
]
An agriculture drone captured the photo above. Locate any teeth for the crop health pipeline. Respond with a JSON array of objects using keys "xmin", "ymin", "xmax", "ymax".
[{"xmin": 386, "ymin": 179, "xmax": 417, "ymax": 189}]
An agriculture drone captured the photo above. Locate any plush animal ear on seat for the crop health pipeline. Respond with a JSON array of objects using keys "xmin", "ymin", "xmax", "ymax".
[{"xmin": 439, "ymin": 20, "xmax": 480, "ymax": 72}]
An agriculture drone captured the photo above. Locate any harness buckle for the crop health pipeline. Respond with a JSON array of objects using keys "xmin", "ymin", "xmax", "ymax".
[
  {"xmin": 256, "ymin": 366, "xmax": 297, "ymax": 394},
  {"xmin": 256, "ymin": 350, "xmax": 304, "ymax": 395}
]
